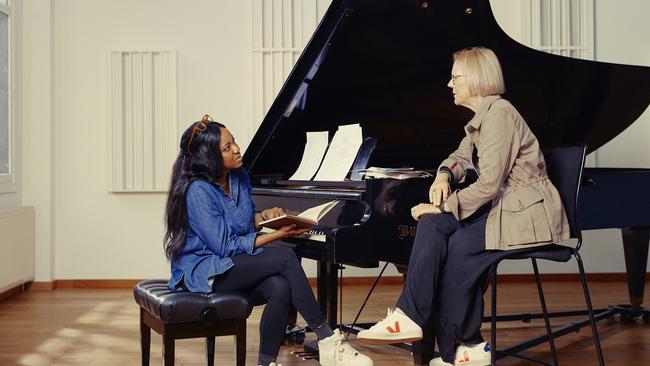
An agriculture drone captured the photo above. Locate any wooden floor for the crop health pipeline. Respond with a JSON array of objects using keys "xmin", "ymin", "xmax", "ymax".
[{"xmin": 1, "ymin": 280, "xmax": 649, "ymax": 366}]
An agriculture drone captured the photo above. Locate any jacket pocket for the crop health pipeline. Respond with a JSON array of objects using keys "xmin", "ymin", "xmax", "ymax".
[{"xmin": 501, "ymin": 186, "xmax": 553, "ymax": 246}]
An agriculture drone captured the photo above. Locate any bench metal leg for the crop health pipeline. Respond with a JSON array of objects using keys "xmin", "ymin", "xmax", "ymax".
[{"xmin": 140, "ymin": 308, "xmax": 151, "ymax": 366}]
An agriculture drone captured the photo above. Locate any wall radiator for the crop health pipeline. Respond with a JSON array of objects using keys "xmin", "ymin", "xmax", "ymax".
[{"xmin": 0, "ymin": 207, "xmax": 35, "ymax": 293}]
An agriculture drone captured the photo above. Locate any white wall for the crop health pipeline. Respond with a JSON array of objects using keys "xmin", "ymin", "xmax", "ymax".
[
  {"xmin": 13, "ymin": 0, "xmax": 650, "ymax": 282},
  {"xmin": 51, "ymin": 0, "xmax": 252, "ymax": 279},
  {"xmin": 20, "ymin": 0, "xmax": 54, "ymax": 282},
  {"xmin": 16, "ymin": 0, "xmax": 252, "ymax": 280},
  {"xmin": 0, "ymin": 207, "xmax": 34, "ymax": 292},
  {"xmin": 592, "ymin": 0, "xmax": 650, "ymax": 168}
]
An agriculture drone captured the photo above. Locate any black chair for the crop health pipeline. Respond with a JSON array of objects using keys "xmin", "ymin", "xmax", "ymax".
[
  {"xmin": 133, "ymin": 279, "xmax": 252, "ymax": 366},
  {"xmin": 488, "ymin": 144, "xmax": 605, "ymax": 366}
]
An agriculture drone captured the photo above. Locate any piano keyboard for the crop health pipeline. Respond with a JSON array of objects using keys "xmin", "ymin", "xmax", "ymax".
[
  {"xmin": 305, "ymin": 229, "xmax": 326, "ymax": 242},
  {"xmin": 259, "ymin": 227, "xmax": 327, "ymax": 242}
]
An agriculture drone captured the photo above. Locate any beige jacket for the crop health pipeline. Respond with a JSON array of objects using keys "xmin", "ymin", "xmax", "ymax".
[{"xmin": 440, "ymin": 96, "xmax": 570, "ymax": 250}]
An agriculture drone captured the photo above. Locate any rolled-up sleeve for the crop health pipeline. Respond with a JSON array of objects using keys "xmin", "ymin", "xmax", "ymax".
[
  {"xmin": 446, "ymin": 109, "xmax": 519, "ymax": 220},
  {"xmin": 186, "ymin": 185, "xmax": 259, "ymax": 257}
]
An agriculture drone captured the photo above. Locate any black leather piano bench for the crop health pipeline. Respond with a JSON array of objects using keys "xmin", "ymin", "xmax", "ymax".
[{"xmin": 133, "ymin": 279, "xmax": 252, "ymax": 366}]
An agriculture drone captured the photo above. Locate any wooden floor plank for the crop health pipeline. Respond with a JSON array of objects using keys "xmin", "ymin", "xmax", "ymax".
[{"xmin": 0, "ymin": 280, "xmax": 648, "ymax": 365}]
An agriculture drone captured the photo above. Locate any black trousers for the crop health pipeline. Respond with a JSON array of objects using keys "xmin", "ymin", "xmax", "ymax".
[
  {"xmin": 212, "ymin": 246, "xmax": 326, "ymax": 358},
  {"xmin": 397, "ymin": 212, "xmax": 523, "ymax": 362}
]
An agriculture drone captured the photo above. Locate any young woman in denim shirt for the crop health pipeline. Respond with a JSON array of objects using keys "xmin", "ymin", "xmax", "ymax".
[{"xmin": 164, "ymin": 115, "xmax": 373, "ymax": 366}]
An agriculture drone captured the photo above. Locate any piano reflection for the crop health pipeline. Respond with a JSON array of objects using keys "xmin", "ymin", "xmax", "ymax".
[{"xmin": 244, "ymin": 0, "xmax": 650, "ymax": 362}]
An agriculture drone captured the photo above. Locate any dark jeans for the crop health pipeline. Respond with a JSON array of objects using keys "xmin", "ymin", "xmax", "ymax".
[
  {"xmin": 211, "ymin": 246, "xmax": 326, "ymax": 358},
  {"xmin": 397, "ymin": 212, "xmax": 522, "ymax": 362}
]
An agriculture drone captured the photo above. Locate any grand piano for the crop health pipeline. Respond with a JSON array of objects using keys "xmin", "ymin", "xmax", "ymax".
[{"xmin": 244, "ymin": 0, "xmax": 650, "ymax": 355}]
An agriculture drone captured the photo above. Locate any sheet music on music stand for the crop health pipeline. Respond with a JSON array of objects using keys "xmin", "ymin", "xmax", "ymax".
[
  {"xmin": 313, "ymin": 123, "xmax": 363, "ymax": 181},
  {"xmin": 289, "ymin": 131, "xmax": 329, "ymax": 180}
]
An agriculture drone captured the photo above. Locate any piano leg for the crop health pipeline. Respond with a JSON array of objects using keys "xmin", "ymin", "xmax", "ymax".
[
  {"xmin": 300, "ymin": 262, "xmax": 339, "ymax": 357},
  {"xmin": 622, "ymin": 227, "xmax": 650, "ymax": 315},
  {"xmin": 317, "ymin": 261, "xmax": 339, "ymax": 329}
]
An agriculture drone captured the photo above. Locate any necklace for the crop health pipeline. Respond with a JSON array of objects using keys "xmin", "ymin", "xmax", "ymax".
[{"xmin": 219, "ymin": 175, "xmax": 231, "ymax": 196}]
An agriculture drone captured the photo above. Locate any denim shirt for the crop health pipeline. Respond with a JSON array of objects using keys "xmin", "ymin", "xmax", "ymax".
[{"xmin": 168, "ymin": 168, "xmax": 262, "ymax": 292}]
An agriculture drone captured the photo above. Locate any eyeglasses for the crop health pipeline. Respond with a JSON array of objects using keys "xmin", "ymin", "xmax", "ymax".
[
  {"xmin": 186, "ymin": 114, "xmax": 213, "ymax": 156},
  {"xmin": 451, "ymin": 74, "xmax": 465, "ymax": 83}
]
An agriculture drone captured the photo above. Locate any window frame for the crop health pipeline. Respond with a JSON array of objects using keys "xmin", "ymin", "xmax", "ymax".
[
  {"xmin": 0, "ymin": 1, "xmax": 14, "ymax": 193},
  {"xmin": 526, "ymin": 0, "xmax": 594, "ymax": 60}
]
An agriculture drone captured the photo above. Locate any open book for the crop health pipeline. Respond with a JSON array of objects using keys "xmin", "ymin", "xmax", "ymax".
[{"xmin": 258, "ymin": 200, "xmax": 339, "ymax": 230}]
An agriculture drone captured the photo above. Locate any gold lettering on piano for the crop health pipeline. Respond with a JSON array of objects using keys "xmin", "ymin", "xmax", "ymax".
[{"xmin": 397, "ymin": 225, "xmax": 417, "ymax": 240}]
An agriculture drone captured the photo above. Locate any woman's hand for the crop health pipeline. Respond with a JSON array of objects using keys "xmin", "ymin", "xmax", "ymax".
[
  {"xmin": 411, "ymin": 203, "xmax": 441, "ymax": 221},
  {"xmin": 261, "ymin": 207, "xmax": 285, "ymax": 220},
  {"xmin": 254, "ymin": 223, "xmax": 309, "ymax": 248},
  {"xmin": 429, "ymin": 173, "xmax": 451, "ymax": 206},
  {"xmin": 276, "ymin": 224, "xmax": 310, "ymax": 238},
  {"xmin": 255, "ymin": 207, "xmax": 286, "ymax": 230}
]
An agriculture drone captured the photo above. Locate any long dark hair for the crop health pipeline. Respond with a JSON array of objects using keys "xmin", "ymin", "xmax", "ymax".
[{"xmin": 164, "ymin": 118, "xmax": 226, "ymax": 259}]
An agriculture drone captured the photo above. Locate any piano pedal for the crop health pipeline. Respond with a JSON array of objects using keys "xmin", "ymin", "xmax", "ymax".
[
  {"xmin": 292, "ymin": 339, "xmax": 320, "ymax": 360},
  {"xmin": 282, "ymin": 324, "xmax": 306, "ymax": 345},
  {"xmin": 290, "ymin": 350, "xmax": 319, "ymax": 360}
]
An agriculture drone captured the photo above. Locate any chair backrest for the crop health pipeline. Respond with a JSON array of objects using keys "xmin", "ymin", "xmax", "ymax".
[{"xmin": 544, "ymin": 144, "xmax": 587, "ymax": 245}]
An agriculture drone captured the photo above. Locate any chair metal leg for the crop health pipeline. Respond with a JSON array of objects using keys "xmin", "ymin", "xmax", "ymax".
[
  {"xmin": 163, "ymin": 333, "xmax": 175, "ymax": 366},
  {"xmin": 236, "ymin": 320, "xmax": 247, "ymax": 366},
  {"xmin": 491, "ymin": 265, "xmax": 497, "ymax": 366},
  {"xmin": 140, "ymin": 308, "xmax": 151, "ymax": 366},
  {"xmin": 532, "ymin": 258, "xmax": 559, "ymax": 366},
  {"xmin": 206, "ymin": 336, "xmax": 215, "ymax": 366},
  {"xmin": 575, "ymin": 252, "xmax": 606, "ymax": 366}
]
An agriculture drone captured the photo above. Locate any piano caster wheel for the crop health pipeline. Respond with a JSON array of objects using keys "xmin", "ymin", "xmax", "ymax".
[
  {"xmin": 641, "ymin": 313, "xmax": 650, "ymax": 323},
  {"xmin": 633, "ymin": 310, "xmax": 650, "ymax": 324},
  {"xmin": 619, "ymin": 312, "xmax": 636, "ymax": 323},
  {"xmin": 283, "ymin": 324, "xmax": 306, "ymax": 345}
]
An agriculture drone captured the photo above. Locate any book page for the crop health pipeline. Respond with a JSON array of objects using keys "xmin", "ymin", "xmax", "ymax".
[
  {"xmin": 259, "ymin": 200, "xmax": 339, "ymax": 231},
  {"xmin": 298, "ymin": 200, "xmax": 339, "ymax": 222},
  {"xmin": 314, "ymin": 124, "xmax": 363, "ymax": 181},
  {"xmin": 289, "ymin": 131, "xmax": 329, "ymax": 180}
]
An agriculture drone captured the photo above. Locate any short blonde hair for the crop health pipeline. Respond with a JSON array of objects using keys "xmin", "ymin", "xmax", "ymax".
[{"xmin": 452, "ymin": 47, "xmax": 505, "ymax": 96}]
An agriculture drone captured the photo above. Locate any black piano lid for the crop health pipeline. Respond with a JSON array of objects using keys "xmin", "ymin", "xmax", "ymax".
[{"xmin": 244, "ymin": 0, "xmax": 650, "ymax": 179}]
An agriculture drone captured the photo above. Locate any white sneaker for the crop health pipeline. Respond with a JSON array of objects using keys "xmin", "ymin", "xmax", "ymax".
[
  {"xmin": 318, "ymin": 329, "xmax": 374, "ymax": 366},
  {"xmin": 356, "ymin": 308, "xmax": 423, "ymax": 344},
  {"xmin": 455, "ymin": 342, "xmax": 491, "ymax": 365},
  {"xmin": 429, "ymin": 357, "xmax": 452, "ymax": 366},
  {"xmin": 259, "ymin": 363, "xmax": 282, "ymax": 366},
  {"xmin": 429, "ymin": 342, "xmax": 490, "ymax": 366}
]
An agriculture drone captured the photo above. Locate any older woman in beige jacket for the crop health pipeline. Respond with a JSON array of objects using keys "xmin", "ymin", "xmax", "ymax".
[{"xmin": 358, "ymin": 47, "xmax": 570, "ymax": 366}]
